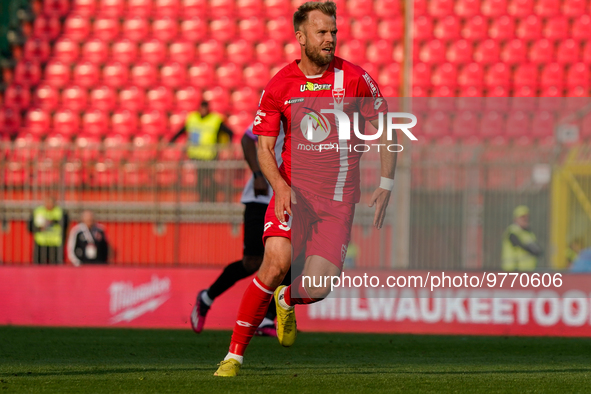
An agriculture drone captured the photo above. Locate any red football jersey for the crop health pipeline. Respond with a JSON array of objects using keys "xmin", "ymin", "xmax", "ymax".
[{"xmin": 253, "ymin": 56, "xmax": 386, "ymax": 203}]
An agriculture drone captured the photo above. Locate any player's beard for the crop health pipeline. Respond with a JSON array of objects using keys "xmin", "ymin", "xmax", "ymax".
[{"xmin": 305, "ymin": 43, "xmax": 334, "ymax": 67}]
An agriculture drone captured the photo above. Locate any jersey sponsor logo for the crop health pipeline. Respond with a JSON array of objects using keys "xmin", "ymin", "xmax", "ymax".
[
  {"xmin": 236, "ymin": 320, "xmax": 255, "ymax": 327},
  {"xmin": 300, "ymin": 107, "xmax": 331, "ymax": 143},
  {"xmin": 300, "ymin": 82, "xmax": 332, "ymax": 92},
  {"xmin": 254, "ymin": 116, "xmax": 262, "ymax": 126},
  {"xmin": 285, "ymin": 98, "xmax": 305, "ymax": 105},
  {"xmin": 332, "ymin": 88, "xmax": 345, "ymax": 105},
  {"xmin": 256, "ymin": 110, "xmax": 266, "ymax": 116},
  {"xmin": 264, "ymin": 221, "xmax": 273, "ymax": 232},
  {"xmin": 278, "ymin": 211, "xmax": 292, "ymax": 231},
  {"xmin": 374, "ymin": 98, "xmax": 384, "ymax": 110},
  {"xmin": 362, "ymin": 72, "xmax": 380, "ymax": 98}
]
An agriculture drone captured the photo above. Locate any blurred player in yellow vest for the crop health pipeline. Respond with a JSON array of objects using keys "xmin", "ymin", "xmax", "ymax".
[
  {"xmin": 501, "ymin": 205, "xmax": 542, "ymax": 271},
  {"xmin": 28, "ymin": 196, "xmax": 69, "ymax": 265},
  {"xmin": 169, "ymin": 100, "xmax": 233, "ymax": 201}
]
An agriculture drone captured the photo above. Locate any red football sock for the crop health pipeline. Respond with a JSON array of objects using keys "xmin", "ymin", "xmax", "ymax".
[
  {"xmin": 228, "ymin": 277, "xmax": 275, "ymax": 356},
  {"xmin": 284, "ymin": 275, "xmax": 316, "ymax": 306}
]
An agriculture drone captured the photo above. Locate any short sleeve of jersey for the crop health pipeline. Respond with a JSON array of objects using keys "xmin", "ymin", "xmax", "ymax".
[
  {"xmin": 253, "ymin": 88, "xmax": 282, "ymax": 137},
  {"xmin": 356, "ymin": 71, "xmax": 388, "ymax": 122}
]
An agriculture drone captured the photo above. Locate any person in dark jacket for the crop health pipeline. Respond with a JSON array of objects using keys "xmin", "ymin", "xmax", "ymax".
[{"xmin": 67, "ymin": 210, "xmax": 109, "ymax": 266}]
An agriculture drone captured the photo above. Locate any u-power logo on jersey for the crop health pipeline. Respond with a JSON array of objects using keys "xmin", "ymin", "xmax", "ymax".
[{"xmin": 299, "ymin": 109, "xmax": 418, "ymax": 153}]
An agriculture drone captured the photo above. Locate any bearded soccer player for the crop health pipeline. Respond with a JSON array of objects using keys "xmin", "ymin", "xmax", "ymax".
[{"xmin": 214, "ymin": 1, "xmax": 397, "ymax": 376}]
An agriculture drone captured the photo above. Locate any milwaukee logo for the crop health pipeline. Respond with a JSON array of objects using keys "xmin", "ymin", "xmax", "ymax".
[{"xmin": 109, "ymin": 275, "xmax": 171, "ymax": 324}]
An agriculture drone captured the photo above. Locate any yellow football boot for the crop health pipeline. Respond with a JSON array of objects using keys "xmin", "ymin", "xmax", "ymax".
[
  {"xmin": 274, "ymin": 285, "xmax": 297, "ymax": 347},
  {"xmin": 214, "ymin": 359, "xmax": 241, "ymax": 377}
]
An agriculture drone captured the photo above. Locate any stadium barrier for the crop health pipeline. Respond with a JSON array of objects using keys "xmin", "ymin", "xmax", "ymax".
[{"xmin": 2, "ymin": 265, "xmax": 591, "ymax": 337}]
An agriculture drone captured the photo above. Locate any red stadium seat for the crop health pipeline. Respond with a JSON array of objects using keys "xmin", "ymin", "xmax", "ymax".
[
  {"xmin": 73, "ymin": 134, "xmax": 101, "ymax": 161},
  {"xmin": 242, "ymin": 62, "xmax": 270, "ymax": 89},
  {"xmin": 506, "ymin": 111, "xmax": 531, "ymax": 138},
  {"xmin": 432, "ymin": 63, "xmax": 457, "ymax": 87},
  {"xmin": 72, "ymin": 0, "xmax": 96, "ymax": 16},
  {"xmin": 24, "ymin": 108, "xmax": 51, "ymax": 137},
  {"xmin": 377, "ymin": 17, "xmax": 403, "ymax": 41},
  {"xmin": 485, "ymin": 63, "xmax": 510, "ymax": 88},
  {"xmin": 181, "ymin": 0, "xmax": 207, "ymax": 16},
  {"xmin": 168, "ymin": 39, "xmax": 196, "ymax": 64},
  {"xmin": 209, "ymin": 17, "xmax": 237, "ymax": 43},
  {"xmin": 154, "ymin": 0, "xmax": 180, "ymax": 16},
  {"xmin": 255, "ymin": 39, "xmax": 284, "ymax": 66},
  {"xmin": 89, "ymin": 85, "xmax": 117, "ymax": 111},
  {"xmin": 539, "ymin": 86, "xmax": 563, "ymax": 97},
  {"xmin": 139, "ymin": 110, "xmax": 167, "ymax": 137},
  {"xmin": 413, "ymin": 16, "xmax": 433, "ymax": 41},
  {"xmin": 215, "ymin": 63, "xmax": 242, "ymax": 89},
  {"xmin": 53, "ymin": 108, "xmax": 81, "ymax": 137},
  {"xmin": 556, "ymin": 39, "xmax": 580, "ymax": 65},
  {"xmin": 501, "ymin": 39, "xmax": 527, "ymax": 65},
  {"xmin": 378, "ymin": 63, "xmax": 401, "ymax": 88},
  {"xmin": 14, "ymin": 60, "xmax": 41, "ymax": 86},
  {"xmin": 455, "ymin": 0, "xmax": 480, "ymax": 16},
  {"xmin": 237, "ymin": 17, "xmax": 266, "ymax": 43},
  {"xmin": 82, "ymin": 109, "xmax": 109, "ymax": 137},
  {"xmin": 544, "ymin": 16, "xmax": 569, "ymax": 41},
  {"xmin": 572, "ymin": 15, "xmax": 591, "ymax": 41},
  {"xmin": 102, "ymin": 61, "xmax": 129, "ymax": 87},
  {"xmin": 351, "ymin": 16, "xmax": 378, "ymax": 42},
  {"xmin": 347, "ymin": 0, "xmax": 374, "ymax": 18},
  {"xmin": 567, "ymin": 86, "xmax": 590, "ymax": 97},
  {"xmin": 474, "ymin": 40, "xmax": 500, "ymax": 64},
  {"xmin": 168, "ymin": 110, "xmax": 188, "ymax": 136},
  {"xmin": 226, "ymin": 111, "xmax": 253, "ymax": 138},
  {"xmin": 73, "ymin": 62, "xmax": 100, "ymax": 87},
  {"xmin": 236, "ymin": 0, "xmax": 263, "ymax": 18},
  {"xmin": 81, "ymin": 38, "xmax": 109, "ymax": 64},
  {"xmin": 43, "ymin": 0, "xmax": 70, "ymax": 16},
  {"xmin": 528, "ymin": 39, "xmax": 554, "ymax": 64},
  {"xmin": 202, "ymin": 86, "xmax": 230, "ymax": 114},
  {"xmin": 111, "ymin": 38, "xmax": 138, "ymax": 64},
  {"xmin": 480, "ymin": 110, "xmax": 505, "ymax": 139},
  {"xmin": 23, "ymin": 38, "xmax": 51, "ymax": 62},
  {"xmin": 428, "ymin": 0, "xmax": 454, "ymax": 16},
  {"xmin": 264, "ymin": 0, "xmax": 290, "ymax": 18},
  {"xmin": 152, "ymin": 16, "xmax": 179, "ymax": 42},
  {"xmin": 507, "ymin": 0, "xmax": 533, "ymax": 16},
  {"xmin": 513, "ymin": 63, "xmax": 538, "ymax": 88},
  {"xmin": 367, "ymin": 40, "xmax": 394, "ymax": 65},
  {"xmin": 231, "ymin": 87, "xmax": 258, "ymax": 113},
  {"xmin": 44, "ymin": 133, "xmax": 70, "ymax": 160},
  {"xmin": 266, "ymin": 17, "xmax": 294, "ymax": 43},
  {"xmin": 423, "ymin": 111, "xmax": 451, "ymax": 139},
  {"xmin": 160, "ymin": 61, "xmax": 187, "ymax": 88},
  {"xmin": 61, "ymin": 85, "xmax": 88, "ymax": 112},
  {"xmin": 513, "ymin": 85, "xmax": 536, "ymax": 97},
  {"xmin": 198, "ymin": 39, "xmax": 225, "ymax": 65},
  {"xmin": 461, "ymin": 15, "xmax": 487, "ymax": 41},
  {"xmin": 284, "ymin": 42, "xmax": 299, "ymax": 62},
  {"xmin": 52, "ymin": 37, "xmax": 79, "ymax": 63},
  {"xmin": 103, "ymin": 133, "xmax": 131, "ymax": 161},
  {"xmin": 434, "ymin": 16, "xmax": 461, "ymax": 41},
  {"xmin": 180, "ymin": 17, "xmax": 208, "ymax": 42},
  {"xmin": 227, "ymin": 39, "xmax": 255, "ymax": 65},
  {"xmin": 146, "ymin": 86, "xmax": 173, "ymax": 110},
  {"xmin": 111, "ymin": 109, "xmax": 138, "ymax": 137},
  {"xmin": 516, "ymin": 15, "xmax": 542, "ymax": 40},
  {"xmin": 99, "ymin": 0, "xmax": 125, "ymax": 17},
  {"xmin": 338, "ymin": 39, "xmax": 366, "ymax": 65},
  {"xmin": 119, "ymin": 86, "xmax": 146, "ymax": 112},
  {"xmin": 209, "ymin": 0, "xmax": 235, "ymax": 17},
  {"xmin": 130, "ymin": 62, "xmax": 157, "ymax": 88},
  {"xmin": 566, "ymin": 63, "xmax": 589, "ymax": 88},
  {"xmin": 32, "ymin": 84, "xmax": 58, "ymax": 110},
  {"xmin": 127, "ymin": 0, "xmax": 152, "ymax": 16},
  {"xmin": 481, "ymin": 0, "xmax": 506, "ymax": 16},
  {"xmin": 1, "ymin": 107, "xmax": 22, "ymax": 136},
  {"xmin": 188, "ymin": 62, "xmax": 215, "ymax": 88},
  {"xmin": 44, "ymin": 61, "xmax": 70, "ymax": 88},
  {"xmin": 563, "ymin": 0, "xmax": 587, "ymax": 16},
  {"xmin": 413, "ymin": 62, "xmax": 431, "ymax": 88},
  {"xmin": 452, "ymin": 110, "xmax": 479, "ymax": 139},
  {"xmin": 4, "ymin": 84, "xmax": 32, "ymax": 109},
  {"xmin": 489, "ymin": 15, "xmax": 515, "ymax": 41},
  {"xmin": 63, "ymin": 14, "xmax": 91, "ymax": 41},
  {"xmin": 139, "ymin": 38, "xmax": 167, "ymax": 64},
  {"xmin": 414, "ymin": 0, "xmax": 427, "ymax": 15},
  {"xmin": 374, "ymin": 0, "xmax": 401, "ymax": 18},
  {"xmin": 457, "ymin": 86, "xmax": 483, "ymax": 109},
  {"xmin": 419, "ymin": 40, "xmax": 446, "ymax": 64},
  {"xmin": 446, "ymin": 39, "xmax": 472, "ymax": 65},
  {"xmin": 122, "ymin": 16, "xmax": 150, "ymax": 42},
  {"xmin": 583, "ymin": 42, "xmax": 591, "ymax": 64},
  {"xmin": 535, "ymin": 0, "xmax": 560, "ymax": 16},
  {"xmin": 531, "ymin": 111, "xmax": 555, "ymax": 138},
  {"xmin": 458, "ymin": 63, "xmax": 483, "ymax": 87},
  {"xmin": 540, "ymin": 63, "xmax": 564, "ymax": 89},
  {"xmin": 93, "ymin": 15, "xmax": 120, "ymax": 42},
  {"xmin": 32, "ymin": 15, "xmax": 61, "ymax": 40},
  {"xmin": 175, "ymin": 86, "xmax": 201, "ymax": 111}
]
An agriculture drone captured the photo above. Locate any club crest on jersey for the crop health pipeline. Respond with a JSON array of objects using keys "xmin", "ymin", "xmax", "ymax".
[
  {"xmin": 300, "ymin": 82, "xmax": 332, "ymax": 92},
  {"xmin": 300, "ymin": 107, "xmax": 331, "ymax": 143},
  {"xmin": 332, "ymin": 88, "xmax": 345, "ymax": 105}
]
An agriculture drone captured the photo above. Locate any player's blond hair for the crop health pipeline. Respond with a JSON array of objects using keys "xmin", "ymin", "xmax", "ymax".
[{"xmin": 293, "ymin": 1, "xmax": 337, "ymax": 33}]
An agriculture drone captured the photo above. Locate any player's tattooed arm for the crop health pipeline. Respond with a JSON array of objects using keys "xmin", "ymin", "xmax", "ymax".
[
  {"xmin": 368, "ymin": 114, "xmax": 397, "ymax": 230},
  {"xmin": 258, "ymin": 135, "xmax": 292, "ymax": 223}
]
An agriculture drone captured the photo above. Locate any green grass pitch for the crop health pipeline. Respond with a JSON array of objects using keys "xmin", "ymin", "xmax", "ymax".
[{"xmin": 1, "ymin": 326, "xmax": 591, "ymax": 393}]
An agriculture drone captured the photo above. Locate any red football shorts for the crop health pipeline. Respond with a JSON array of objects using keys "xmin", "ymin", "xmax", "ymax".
[{"xmin": 262, "ymin": 187, "xmax": 355, "ymax": 269}]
